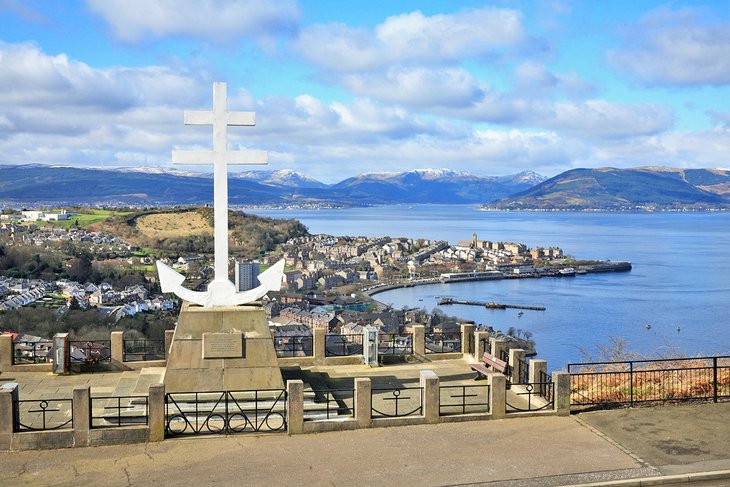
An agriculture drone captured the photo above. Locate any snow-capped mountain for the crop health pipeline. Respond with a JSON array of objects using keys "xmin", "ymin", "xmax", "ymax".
[{"xmin": 233, "ymin": 169, "xmax": 328, "ymax": 189}]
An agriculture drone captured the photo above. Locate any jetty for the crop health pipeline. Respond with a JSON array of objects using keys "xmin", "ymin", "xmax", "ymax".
[{"xmin": 438, "ymin": 297, "xmax": 546, "ymax": 311}]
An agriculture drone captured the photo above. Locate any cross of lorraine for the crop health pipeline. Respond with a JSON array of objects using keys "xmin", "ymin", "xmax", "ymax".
[{"xmin": 155, "ymin": 82, "xmax": 285, "ymax": 307}]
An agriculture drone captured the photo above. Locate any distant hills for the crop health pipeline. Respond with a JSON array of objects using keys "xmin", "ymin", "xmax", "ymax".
[
  {"xmin": 0, "ymin": 165, "xmax": 543, "ymax": 206},
  {"xmin": 2, "ymin": 164, "xmax": 730, "ymax": 210},
  {"xmin": 489, "ymin": 167, "xmax": 730, "ymax": 210}
]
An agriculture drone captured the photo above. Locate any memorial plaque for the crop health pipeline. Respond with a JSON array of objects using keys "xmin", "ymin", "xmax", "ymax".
[{"xmin": 202, "ymin": 332, "xmax": 244, "ymax": 359}]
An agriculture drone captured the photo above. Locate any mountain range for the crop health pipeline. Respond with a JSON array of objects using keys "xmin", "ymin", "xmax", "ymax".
[
  {"xmin": 1, "ymin": 164, "xmax": 729, "ymax": 210},
  {"xmin": 0, "ymin": 165, "xmax": 543, "ymax": 206}
]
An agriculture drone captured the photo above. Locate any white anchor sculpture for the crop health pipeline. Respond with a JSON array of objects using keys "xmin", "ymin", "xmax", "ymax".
[{"xmin": 156, "ymin": 82, "xmax": 285, "ymax": 307}]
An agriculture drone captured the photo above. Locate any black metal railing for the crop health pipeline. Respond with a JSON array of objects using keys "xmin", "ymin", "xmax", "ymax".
[
  {"xmin": 499, "ymin": 349, "xmax": 513, "ymax": 378},
  {"xmin": 325, "ymin": 334, "xmax": 363, "ymax": 357},
  {"xmin": 304, "ymin": 388, "xmax": 355, "ymax": 421},
  {"xmin": 480, "ymin": 337, "xmax": 490, "ymax": 356},
  {"xmin": 12, "ymin": 340, "xmax": 54, "ymax": 365},
  {"xmin": 123, "ymin": 339, "xmax": 166, "ymax": 362},
  {"xmin": 273, "ymin": 335, "xmax": 313, "ymax": 358},
  {"xmin": 568, "ymin": 356, "xmax": 730, "ymax": 407},
  {"xmin": 439, "ymin": 384, "xmax": 490, "ymax": 416},
  {"xmin": 91, "ymin": 396, "xmax": 149, "ymax": 428},
  {"xmin": 378, "ymin": 333, "xmax": 413, "ymax": 356},
  {"xmin": 69, "ymin": 340, "xmax": 112, "ymax": 364},
  {"xmin": 14, "ymin": 398, "xmax": 73, "ymax": 431},
  {"xmin": 371, "ymin": 387, "xmax": 423, "ymax": 418},
  {"xmin": 516, "ymin": 357, "xmax": 530, "ymax": 385},
  {"xmin": 165, "ymin": 389, "xmax": 287, "ymax": 436},
  {"xmin": 466, "ymin": 332, "xmax": 475, "ymax": 355},
  {"xmin": 539, "ymin": 370, "xmax": 554, "ymax": 402},
  {"xmin": 506, "ymin": 381, "xmax": 555, "ymax": 413},
  {"xmin": 425, "ymin": 332, "xmax": 461, "ymax": 354}
]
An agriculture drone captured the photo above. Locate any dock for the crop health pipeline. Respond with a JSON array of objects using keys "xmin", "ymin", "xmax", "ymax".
[{"xmin": 438, "ymin": 298, "xmax": 546, "ymax": 311}]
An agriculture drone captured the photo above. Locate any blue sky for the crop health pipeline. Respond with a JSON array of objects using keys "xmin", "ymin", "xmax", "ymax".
[{"xmin": 1, "ymin": 0, "xmax": 729, "ymax": 182}]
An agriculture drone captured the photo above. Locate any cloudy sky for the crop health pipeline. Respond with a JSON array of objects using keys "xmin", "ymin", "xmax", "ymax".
[{"xmin": 1, "ymin": 1, "xmax": 729, "ymax": 182}]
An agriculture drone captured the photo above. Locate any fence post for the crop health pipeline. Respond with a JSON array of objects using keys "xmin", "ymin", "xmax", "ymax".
[
  {"xmin": 0, "ymin": 383, "xmax": 17, "ymax": 450},
  {"xmin": 354, "ymin": 378, "xmax": 372, "ymax": 428},
  {"xmin": 148, "ymin": 383, "xmax": 165, "ymax": 442},
  {"xmin": 629, "ymin": 362, "xmax": 634, "ymax": 407},
  {"xmin": 488, "ymin": 373, "xmax": 506, "ymax": 419},
  {"xmin": 529, "ymin": 359, "xmax": 547, "ymax": 396},
  {"xmin": 164, "ymin": 329, "xmax": 174, "ymax": 360},
  {"xmin": 460, "ymin": 323, "xmax": 475, "ymax": 355},
  {"xmin": 509, "ymin": 349, "xmax": 526, "ymax": 384},
  {"xmin": 713, "ymin": 357, "xmax": 718, "ymax": 403},
  {"xmin": 73, "ymin": 386, "xmax": 91, "ymax": 447},
  {"xmin": 420, "ymin": 370, "xmax": 439, "ymax": 423},
  {"xmin": 474, "ymin": 331, "xmax": 489, "ymax": 362},
  {"xmin": 287, "ymin": 380, "xmax": 304, "ymax": 434},
  {"xmin": 413, "ymin": 325, "xmax": 425, "ymax": 356},
  {"xmin": 110, "ymin": 331, "xmax": 124, "ymax": 364},
  {"xmin": 553, "ymin": 371, "xmax": 570, "ymax": 416},
  {"xmin": 0, "ymin": 335, "xmax": 13, "ymax": 371},
  {"xmin": 313, "ymin": 328, "xmax": 326, "ymax": 365}
]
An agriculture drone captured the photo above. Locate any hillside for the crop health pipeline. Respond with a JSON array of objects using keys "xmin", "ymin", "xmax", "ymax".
[
  {"xmin": 488, "ymin": 167, "xmax": 730, "ymax": 210},
  {"xmin": 93, "ymin": 208, "xmax": 309, "ymax": 258}
]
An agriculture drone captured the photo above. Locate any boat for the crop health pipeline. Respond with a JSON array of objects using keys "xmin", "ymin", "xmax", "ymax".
[{"xmin": 559, "ymin": 268, "xmax": 576, "ymax": 276}]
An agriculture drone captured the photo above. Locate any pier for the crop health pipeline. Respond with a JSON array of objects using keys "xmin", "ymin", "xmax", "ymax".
[{"xmin": 438, "ymin": 297, "xmax": 546, "ymax": 311}]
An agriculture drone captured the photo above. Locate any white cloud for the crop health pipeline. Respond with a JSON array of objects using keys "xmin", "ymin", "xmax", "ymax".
[
  {"xmin": 86, "ymin": 0, "xmax": 299, "ymax": 43},
  {"xmin": 294, "ymin": 6, "xmax": 527, "ymax": 72},
  {"xmin": 608, "ymin": 7, "xmax": 730, "ymax": 86},
  {"xmin": 339, "ymin": 67, "xmax": 487, "ymax": 108},
  {"xmin": 513, "ymin": 62, "xmax": 595, "ymax": 97}
]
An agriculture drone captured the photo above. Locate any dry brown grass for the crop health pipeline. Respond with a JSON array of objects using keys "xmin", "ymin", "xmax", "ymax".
[{"xmin": 135, "ymin": 211, "xmax": 212, "ymax": 239}]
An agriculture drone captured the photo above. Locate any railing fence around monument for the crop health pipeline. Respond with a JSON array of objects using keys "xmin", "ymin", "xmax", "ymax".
[
  {"xmin": 305, "ymin": 388, "xmax": 355, "ymax": 421},
  {"xmin": 165, "ymin": 389, "xmax": 287, "ymax": 436},
  {"xmin": 568, "ymin": 355, "xmax": 730, "ymax": 408},
  {"xmin": 439, "ymin": 384, "xmax": 490, "ymax": 416}
]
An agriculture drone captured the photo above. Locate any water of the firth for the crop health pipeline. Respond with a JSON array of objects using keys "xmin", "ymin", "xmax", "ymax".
[{"xmin": 247, "ymin": 205, "xmax": 730, "ymax": 370}]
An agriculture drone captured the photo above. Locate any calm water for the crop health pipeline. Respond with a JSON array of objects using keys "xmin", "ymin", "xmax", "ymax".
[{"xmin": 248, "ymin": 205, "xmax": 730, "ymax": 369}]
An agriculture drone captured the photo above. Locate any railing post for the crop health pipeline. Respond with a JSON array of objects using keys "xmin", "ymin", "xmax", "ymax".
[
  {"xmin": 313, "ymin": 328, "xmax": 326, "ymax": 364},
  {"xmin": 460, "ymin": 323, "xmax": 475, "ymax": 355},
  {"xmin": 354, "ymin": 378, "xmax": 372, "ymax": 428},
  {"xmin": 488, "ymin": 373, "xmax": 506, "ymax": 419},
  {"xmin": 629, "ymin": 362, "xmax": 634, "ymax": 407},
  {"xmin": 553, "ymin": 371, "xmax": 571, "ymax": 416},
  {"xmin": 164, "ymin": 329, "xmax": 174, "ymax": 360},
  {"xmin": 110, "ymin": 330, "xmax": 124, "ymax": 364},
  {"xmin": 474, "ymin": 331, "xmax": 489, "ymax": 361},
  {"xmin": 0, "ymin": 335, "xmax": 13, "ymax": 371},
  {"xmin": 509, "ymin": 349, "xmax": 526, "ymax": 384},
  {"xmin": 0, "ymin": 383, "xmax": 17, "ymax": 450},
  {"xmin": 286, "ymin": 380, "xmax": 304, "ymax": 434},
  {"xmin": 529, "ymin": 359, "xmax": 548, "ymax": 396},
  {"xmin": 420, "ymin": 370, "xmax": 439, "ymax": 423},
  {"xmin": 413, "ymin": 325, "xmax": 425, "ymax": 356},
  {"xmin": 148, "ymin": 383, "xmax": 165, "ymax": 442},
  {"xmin": 713, "ymin": 357, "xmax": 718, "ymax": 403},
  {"xmin": 73, "ymin": 386, "xmax": 91, "ymax": 447}
]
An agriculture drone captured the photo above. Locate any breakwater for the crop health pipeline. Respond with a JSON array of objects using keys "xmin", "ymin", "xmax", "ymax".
[{"xmin": 437, "ymin": 298, "xmax": 546, "ymax": 311}]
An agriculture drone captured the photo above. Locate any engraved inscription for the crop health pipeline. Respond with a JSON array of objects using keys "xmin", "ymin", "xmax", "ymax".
[{"xmin": 202, "ymin": 332, "xmax": 244, "ymax": 359}]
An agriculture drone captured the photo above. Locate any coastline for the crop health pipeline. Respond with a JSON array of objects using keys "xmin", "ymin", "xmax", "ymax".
[{"xmin": 365, "ymin": 261, "xmax": 632, "ymax": 297}]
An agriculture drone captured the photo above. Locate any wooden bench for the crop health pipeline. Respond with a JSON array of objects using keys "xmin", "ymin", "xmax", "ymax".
[{"xmin": 470, "ymin": 352, "xmax": 509, "ymax": 380}]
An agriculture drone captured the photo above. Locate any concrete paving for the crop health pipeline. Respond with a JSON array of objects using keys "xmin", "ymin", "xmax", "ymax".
[{"xmin": 0, "ymin": 415, "xmax": 649, "ymax": 487}]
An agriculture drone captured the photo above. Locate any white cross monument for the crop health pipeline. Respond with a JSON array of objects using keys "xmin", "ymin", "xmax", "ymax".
[{"xmin": 156, "ymin": 82, "xmax": 285, "ymax": 307}]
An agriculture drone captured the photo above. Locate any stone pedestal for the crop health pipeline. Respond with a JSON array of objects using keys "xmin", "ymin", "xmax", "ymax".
[{"xmin": 164, "ymin": 302, "xmax": 283, "ymax": 393}]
